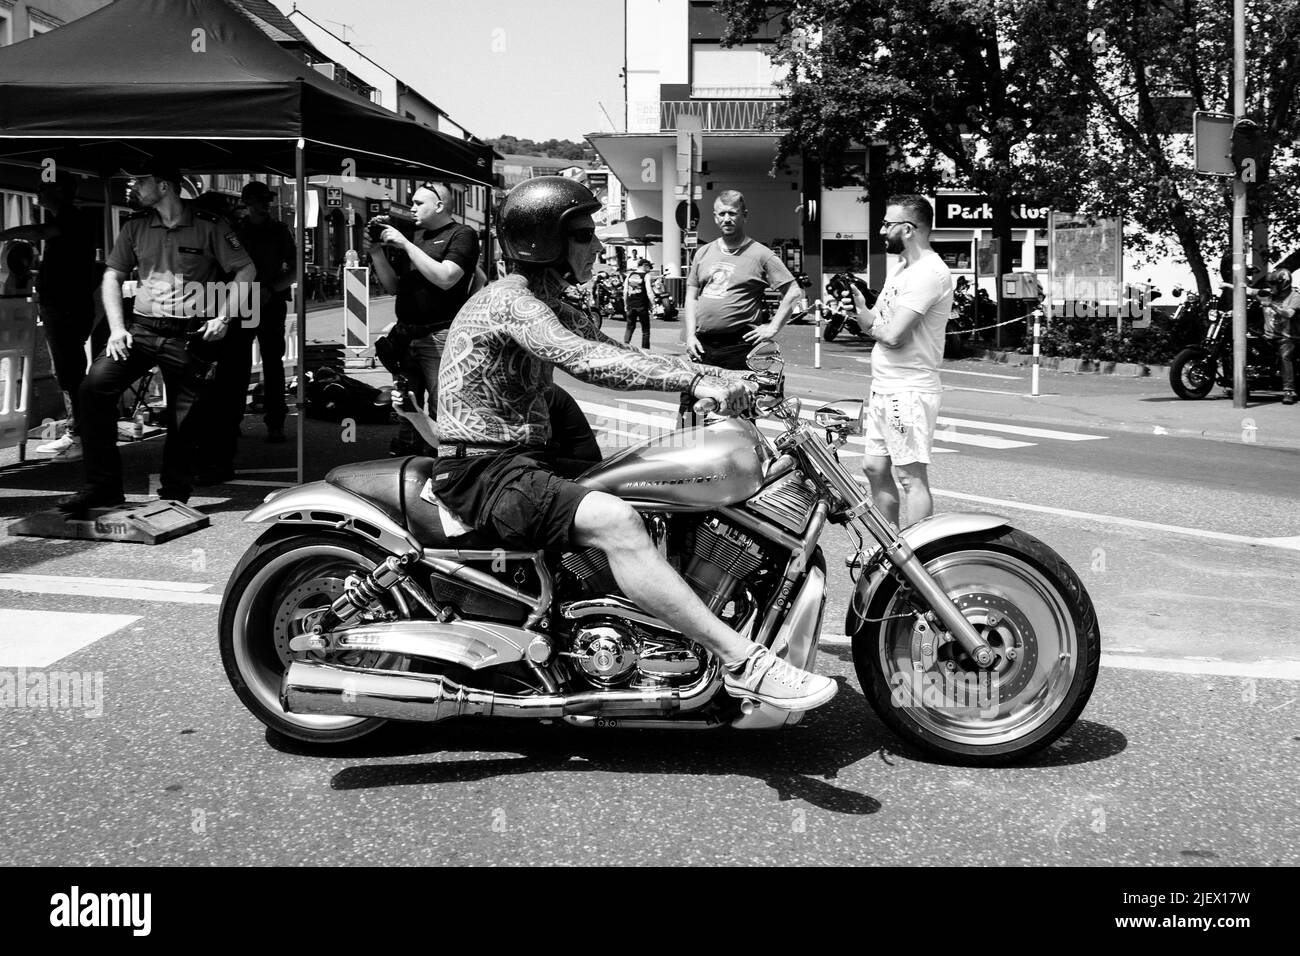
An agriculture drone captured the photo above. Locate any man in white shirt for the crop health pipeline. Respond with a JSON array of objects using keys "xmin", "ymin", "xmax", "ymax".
[{"xmin": 843, "ymin": 195, "xmax": 953, "ymax": 527}]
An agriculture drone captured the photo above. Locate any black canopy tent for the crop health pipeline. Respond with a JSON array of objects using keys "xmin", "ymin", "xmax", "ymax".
[{"xmin": 0, "ymin": 0, "xmax": 495, "ymax": 482}]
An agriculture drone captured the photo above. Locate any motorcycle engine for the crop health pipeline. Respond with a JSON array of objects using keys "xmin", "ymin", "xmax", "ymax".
[
  {"xmin": 568, "ymin": 620, "xmax": 705, "ymax": 688},
  {"xmin": 682, "ymin": 518, "xmax": 764, "ymax": 616}
]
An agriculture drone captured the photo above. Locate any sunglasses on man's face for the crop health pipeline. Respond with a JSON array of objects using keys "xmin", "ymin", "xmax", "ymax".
[{"xmin": 568, "ymin": 228, "xmax": 597, "ymax": 243}]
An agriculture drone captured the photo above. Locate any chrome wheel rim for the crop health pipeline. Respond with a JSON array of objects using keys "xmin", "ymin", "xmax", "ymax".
[
  {"xmin": 877, "ymin": 548, "xmax": 1079, "ymax": 747},
  {"xmin": 233, "ymin": 544, "xmax": 408, "ymax": 732}
]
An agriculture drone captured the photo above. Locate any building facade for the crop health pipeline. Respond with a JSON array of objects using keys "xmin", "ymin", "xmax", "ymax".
[{"xmin": 587, "ymin": 1, "xmax": 1056, "ymax": 298}]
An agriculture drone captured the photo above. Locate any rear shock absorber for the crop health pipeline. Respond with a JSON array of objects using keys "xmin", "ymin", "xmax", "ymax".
[{"xmin": 313, "ymin": 552, "xmax": 419, "ymax": 635}]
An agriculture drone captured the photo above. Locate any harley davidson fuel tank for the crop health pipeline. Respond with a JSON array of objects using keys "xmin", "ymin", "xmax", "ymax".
[{"xmin": 577, "ymin": 419, "xmax": 772, "ymax": 509}]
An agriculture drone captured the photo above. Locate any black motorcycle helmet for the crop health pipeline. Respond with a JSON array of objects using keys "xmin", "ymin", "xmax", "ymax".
[
  {"xmin": 1266, "ymin": 268, "xmax": 1292, "ymax": 298},
  {"xmin": 497, "ymin": 176, "xmax": 602, "ymax": 268}
]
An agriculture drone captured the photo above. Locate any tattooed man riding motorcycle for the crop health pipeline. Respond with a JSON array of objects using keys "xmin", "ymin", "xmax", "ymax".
[{"xmin": 393, "ymin": 176, "xmax": 836, "ymax": 711}]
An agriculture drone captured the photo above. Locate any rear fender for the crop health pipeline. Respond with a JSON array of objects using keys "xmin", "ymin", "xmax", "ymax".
[
  {"xmin": 844, "ymin": 512, "xmax": 1010, "ymax": 638},
  {"xmin": 244, "ymin": 483, "xmax": 420, "ymax": 557}
]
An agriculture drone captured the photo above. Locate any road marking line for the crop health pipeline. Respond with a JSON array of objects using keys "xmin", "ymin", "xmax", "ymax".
[
  {"xmin": 933, "ymin": 429, "xmax": 1034, "ymax": 450},
  {"xmin": 0, "ymin": 574, "xmax": 209, "ymax": 592},
  {"xmin": 943, "ymin": 385, "xmax": 1026, "ymax": 396},
  {"xmin": 0, "ymin": 609, "xmax": 141, "ymax": 667},
  {"xmin": 854, "ymin": 479, "xmax": 1300, "ymax": 551},
  {"xmin": 0, "ymin": 574, "xmax": 221, "ymax": 605},
  {"xmin": 235, "ymin": 467, "xmax": 298, "ymax": 475},
  {"xmin": 853, "ymin": 358, "xmax": 1023, "ymax": 381},
  {"xmin": 817, "ymin": 634, "xmax": 1300, "ymax": 681},
  {"xmin": 228, "ymin": 479, "xmax": 295, "ymax": 488},
  {"xmin": 937, "ymin": 417, "xmax": 1106, "ymax": 441}
]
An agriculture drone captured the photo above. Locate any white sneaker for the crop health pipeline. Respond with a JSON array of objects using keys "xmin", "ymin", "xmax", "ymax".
[
  {"xmin": 723, "ymin": 645, "xmax": 838, "ymax": 712},
  {"xmin": 36, "ymin": 433, "xmax": 75, "ymax": 455},
  {"xmin": 51, "ymin": 437, "xmax": 83, "ymax": 461}
]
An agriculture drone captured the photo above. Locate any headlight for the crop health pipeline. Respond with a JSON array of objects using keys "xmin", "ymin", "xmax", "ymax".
[{"xmin": 814, "ymin": 400, "xmax": 865, "ymax": 436}]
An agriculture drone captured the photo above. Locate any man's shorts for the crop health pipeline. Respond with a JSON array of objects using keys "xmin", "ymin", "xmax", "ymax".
[
  {"xmin": 862, "ymin": 390, "xmax": 942, "ymax": 466},
  {"xmin": 429, "ymin": 450, "xmax": 593, "ymax": 552}
]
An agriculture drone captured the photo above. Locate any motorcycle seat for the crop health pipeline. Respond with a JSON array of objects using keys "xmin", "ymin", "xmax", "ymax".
[{"xmin": 325, "ymin": 457, "xmax": 504, "ymax": 550}]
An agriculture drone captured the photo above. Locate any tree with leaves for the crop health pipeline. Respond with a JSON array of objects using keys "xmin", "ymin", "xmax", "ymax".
[{"xmin": 717, "ymin": 0, "xmax": 1299, "ymax": 304}]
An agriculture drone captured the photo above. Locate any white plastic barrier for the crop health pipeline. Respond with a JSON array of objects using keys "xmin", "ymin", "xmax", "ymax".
[{"xmin": 0, "ymin": 297, "xmax": 38, "ymax": 458}]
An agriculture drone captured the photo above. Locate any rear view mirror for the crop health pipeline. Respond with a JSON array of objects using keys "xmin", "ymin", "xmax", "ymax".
[{"xmin": 746, "ymin": 341, "xmax": 781, "ymax": 371}]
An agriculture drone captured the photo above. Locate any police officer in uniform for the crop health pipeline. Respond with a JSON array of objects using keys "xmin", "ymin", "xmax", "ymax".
[{"xmin": 59, "ymin": 162, "xmax": 256, "ymax": 518}]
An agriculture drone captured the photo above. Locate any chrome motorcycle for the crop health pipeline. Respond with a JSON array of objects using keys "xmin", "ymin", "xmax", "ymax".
[{"xmin": 220, "ymin": 344, "xmax": 1100, "ymax": 765}]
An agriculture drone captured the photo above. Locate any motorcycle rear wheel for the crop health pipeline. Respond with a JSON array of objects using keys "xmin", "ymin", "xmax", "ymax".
[
  {"xmin": 1169, "ymin": 347, "xmax": 1216, "ymax": 399},
  {"xmin": 219, "ymin": 531, "xmax": 412, "ymax": 744},
  {"xmin": 852, "ymin": 528, "xmax": 1100, "ymax": 765}
]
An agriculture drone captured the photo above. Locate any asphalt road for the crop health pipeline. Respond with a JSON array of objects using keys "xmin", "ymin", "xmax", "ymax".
[{"xmin": 0, "ymin": 316, "xmax": 1296, "ymax": 866}]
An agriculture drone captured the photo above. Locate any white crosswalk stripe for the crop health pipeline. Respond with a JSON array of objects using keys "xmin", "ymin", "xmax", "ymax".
[{"xmin": 579, "ymin": 397, "xmax": 1105, "ymax": 456}]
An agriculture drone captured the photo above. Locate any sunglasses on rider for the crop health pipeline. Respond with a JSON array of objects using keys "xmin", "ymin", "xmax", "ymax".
[{"xmin": 567, "ymin": 227, "xmax": 597, "ymax": 243}]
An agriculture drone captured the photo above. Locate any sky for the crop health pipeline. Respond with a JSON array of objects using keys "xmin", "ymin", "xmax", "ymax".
[{"xmin": 273, "ymin": 0, "xmax": 626, "ymax": 143}]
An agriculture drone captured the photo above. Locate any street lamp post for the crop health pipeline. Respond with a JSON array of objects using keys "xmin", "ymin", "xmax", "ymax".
[{"xmin": 1231, "ymin": 0, "xmax": 1247, "ymax": 409}]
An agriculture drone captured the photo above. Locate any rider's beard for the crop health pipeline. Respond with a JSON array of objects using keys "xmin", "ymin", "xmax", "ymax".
[{"xmin": 884, "ymin": 233, "xmax": 905, "ymax": 255}]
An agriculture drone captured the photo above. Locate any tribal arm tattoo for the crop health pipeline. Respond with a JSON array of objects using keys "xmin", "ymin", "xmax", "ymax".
[{"xmin": 507, "ymin": 294, "xmax": 699, "ymax": 393}]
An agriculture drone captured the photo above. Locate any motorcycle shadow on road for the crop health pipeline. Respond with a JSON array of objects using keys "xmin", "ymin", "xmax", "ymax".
[{"xmin": 270, "ymin": 677, "xmax": 883, "ymax": 815}]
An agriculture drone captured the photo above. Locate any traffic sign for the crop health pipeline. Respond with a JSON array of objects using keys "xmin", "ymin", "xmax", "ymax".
[{"xmin": 1194, "ymin": 110, "xmax": 1235, "ymax": 177}]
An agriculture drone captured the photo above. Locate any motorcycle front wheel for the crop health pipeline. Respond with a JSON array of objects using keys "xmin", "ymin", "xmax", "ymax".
[
  {"xmin": 823, "ymin": 316, "xmax": 844, "ymax": 342},
  {"xmin": 219, "ymin": 531, "xmax": 413, "ymax": 744},
  {"xmin": 1169, "ymin": 347, "xmax": 1217, "ymax": 399},
  {"xmin": 852, "ymin": 528, "xmax": 1100, "ymax": 766}
]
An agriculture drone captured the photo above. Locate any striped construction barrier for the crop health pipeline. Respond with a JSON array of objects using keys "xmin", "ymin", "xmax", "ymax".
[{"xmin": 343, "ymin": 267, "xmax": 370, "ymax": 353}]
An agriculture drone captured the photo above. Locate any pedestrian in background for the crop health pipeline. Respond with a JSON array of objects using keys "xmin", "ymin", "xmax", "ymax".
[
  {"xmin": 679, "ymin": 189, "xmax": 800, "ymax": 425},
  {"xmin": 623, "ymin": 259, "xmax": 652, "ymax": 348},
  {"xmin": 194, "ymin": 180, "xmax": 296, "ymax": 483},
  {"xmin": 841, "ymin": 194, "xmax": 953, "ymax": 528},
  {"xmin": 0, "ymin": 174, "xmax": 100, "ymax": 462},
  {"xmin": 365, "ymin": 181, "xmax": 479, "ymax": 456},
  {"xmin": 1260, "ymin": 268, "xmax": 1299, "ymax": 406}
]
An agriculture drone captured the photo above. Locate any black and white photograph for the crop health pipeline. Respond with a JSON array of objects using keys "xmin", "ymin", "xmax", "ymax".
[{"xmin": 0, "ymin": 0, "xmax": 1294, "ymax": 911}]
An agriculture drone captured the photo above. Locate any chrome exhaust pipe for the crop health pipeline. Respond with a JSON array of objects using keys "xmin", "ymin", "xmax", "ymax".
[{"xmin": 283, "ymin": 659, "xmax": 721, "ymax": 723}]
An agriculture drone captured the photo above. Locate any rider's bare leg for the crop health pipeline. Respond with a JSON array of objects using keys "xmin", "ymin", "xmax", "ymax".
[
  {"xmin": 863, "ymin": 454, "xmax": 900, "ymax": 527},
  {"xmin": 571, "ymin": 492, "xmax": 753, "ymax": 664}
]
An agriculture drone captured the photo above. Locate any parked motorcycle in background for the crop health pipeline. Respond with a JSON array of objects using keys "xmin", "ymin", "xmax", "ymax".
[
  {"xmin": 220, "ymin": 343, "xmax": 1100, "ymax": 765},
  {"xmin": 1169, "ymin": 289, "xmax": 1277, "ymax": 400}
]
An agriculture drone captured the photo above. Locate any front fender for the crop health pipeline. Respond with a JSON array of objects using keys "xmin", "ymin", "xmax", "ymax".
[
  {"xmin": 244, "ymin": 482, "xmax": 420, "ymax": 557},
  {"xmin": 844, "ymin": 511, "xmax": 1009, "ymax": 638}
]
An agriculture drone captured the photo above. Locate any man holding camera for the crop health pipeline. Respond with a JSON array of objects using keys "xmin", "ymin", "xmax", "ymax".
[
  {"xmin": 59, "ymin": 161, "xmax": 255, "ymax": 517},
  {"xmin": 364, "ymin": 182, "xmax": 479, "ymax": 455}
]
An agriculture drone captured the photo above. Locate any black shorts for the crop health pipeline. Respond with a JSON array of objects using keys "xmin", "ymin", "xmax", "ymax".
[{"xmin": 429, "ymin": 449, "xmax": 593, "ymax": 552}]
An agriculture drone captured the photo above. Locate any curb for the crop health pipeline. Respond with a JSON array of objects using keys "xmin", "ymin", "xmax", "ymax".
[{"xmin": 971, "ymin": 348, "xmax": 1167, "ymax": 379}]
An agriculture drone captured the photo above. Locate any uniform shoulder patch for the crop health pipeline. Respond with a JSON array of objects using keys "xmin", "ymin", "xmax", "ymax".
[{"xmin": 225, "ymin": 232, "xmax": 243, "ymax": 250}]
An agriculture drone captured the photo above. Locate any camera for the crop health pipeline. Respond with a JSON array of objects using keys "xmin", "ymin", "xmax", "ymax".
[
  {"xmin": 826, "ymin": 272, "xmax": 878, "ymax": 309},
  {"xmin": 367, "ymin": 210, "xmax": 416, "ymax": 245}
]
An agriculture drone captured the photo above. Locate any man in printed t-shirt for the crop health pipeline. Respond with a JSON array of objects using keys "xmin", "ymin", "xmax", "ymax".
[
  {"xmin": 678, "ymin": 189, "xmax": 802, "ymax": 425},
  {"xmin": 841, "ymin": 194, "xmax": 953, "ymax": 529}
]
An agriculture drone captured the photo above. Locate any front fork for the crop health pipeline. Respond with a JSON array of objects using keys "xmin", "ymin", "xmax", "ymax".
[{"xmin": 785, "ymin": 429, "xmax": 996, "ymax": 668}]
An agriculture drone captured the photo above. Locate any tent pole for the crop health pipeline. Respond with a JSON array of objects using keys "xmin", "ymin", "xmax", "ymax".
[
  {"xmin": 100, "ymin": 175, "xmax": 113, "ymax": 260},
  {"xmin": 295, "ymin": 138, "xmax": 306, "ymax": 486},
  {"xmin": 483, "ymin": 181, "xmax": 492, "ymax": 277}
]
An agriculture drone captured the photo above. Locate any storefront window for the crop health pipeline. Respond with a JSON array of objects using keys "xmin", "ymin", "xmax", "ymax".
[
  {"xmin": 821, "ymin": 239, "xmax": 869, "ymax": 275},
  {"xmin": 932, "ymin": 240, "xmax": 974, "ymax": 271}
]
